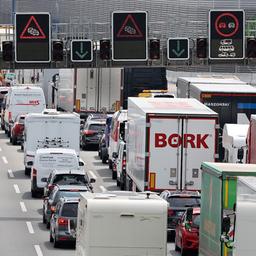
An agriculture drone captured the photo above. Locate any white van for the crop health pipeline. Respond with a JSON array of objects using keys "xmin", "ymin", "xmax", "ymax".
[
  {"xmin": 30, "ymin": 148, "xmax": 84, "ymax": 197},
  {"xmin": 24, "ymin": 111, "xmax": 80, "ymax": 175},
  {"xmin": 108, "ymin": 110, "xmax": 127, "ymax": 170},
  {"xmin": 76, "ymin": 191, "xmax": 168, "ymax": 256},
  {"xmin": 4, "ymin": 85, "xmax": 46, "ymax": 136}
]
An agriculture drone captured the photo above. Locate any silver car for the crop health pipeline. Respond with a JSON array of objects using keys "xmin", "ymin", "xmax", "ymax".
[{"xmin": 50, "ymin": 197, "xmax": 80, "ymax": 248}]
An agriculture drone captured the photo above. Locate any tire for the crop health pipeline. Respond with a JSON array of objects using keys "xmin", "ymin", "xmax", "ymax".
[
  {"xmin": 50, "ymin": 230, "xmax": 54, "ymax": 243},
  {"xmin": 43, "ymin": 213, "xmax": 46, "ymax": 224},
  {"xmin": 54, "ymin": 233, "xmax": 60, "ymax": 248},
  {"xmin": 174, "ymin": 236, "xmax": 180, "ymax": 251},
  {"xmin": 31, "ymin": 189, "xmax": 37, "ymax": 198},
  {"xmin": 108, "ymin": 159, "xmax": 112, "ymax": 170},
  {"xmin": 102, "ymin": 155, "xmax": 108, "ymax": 164},
  {"xmin": 10, "ymin": 136, "xmax": 12, "ymax": 143},
  {"xmin": 21, "ymin": 144, "xmax": 24, "ymax": 151},
  {"xmin": 116, "ymin": 178, "xmax": 120, "ymax": 187},
  {"xmin": 120, "ymin": 172, "xmax": 126, "ymax": 191},
  {"xmin": 25, "ymin": 167, "xmax": 31, "ymax": 176},
  {"xmin": 112, "ymin": 169, "xmax": 117, "ymax": 180},
  {"xmin": 46, "ymin": 221, "xmax": 50, "ymax": 229},
  {"xmin": 12, "ymin": 137, "xmax": 17, "ymax": 145},
  {"xmin": 181, "ymin": 241, "xmax": 187, "ymax": 256},
  {"xmin": 7, "ymin": 129, "xmax": 10, "ymax": 137},
  {"xmin": 98, "ymin": 148, "xmax": 101, "ymax": 158}
]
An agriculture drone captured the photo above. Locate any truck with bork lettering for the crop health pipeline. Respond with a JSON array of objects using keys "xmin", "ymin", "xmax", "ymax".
[{"xmin": 125, "ymin": 97, "xmax": 219, "ymax": 192}]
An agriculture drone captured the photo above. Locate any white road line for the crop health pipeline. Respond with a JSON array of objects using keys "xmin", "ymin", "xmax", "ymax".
[
  {"xmin": 8, "ymin": 169, "xmax": 14, "ymax": 178},
  {"xmin": 34, "ymin": 245, "xmax": 43, "ymax": 256},
  {"xmin": 0, "ymin": 147, "xmax": 2, "ymax": 152},
  {"xmin": 99, "ymin": 185, "xmax": 107, "ymax": 192},
  {"xmin": 26, "ymin": 221, "xmax": 34, "ymax": 234},
  {"xmin": 20, "ymin": 202, "xmax": 27, "ymax": 212},
  {"xmin": 89, "ymin": 170, "xmax": 97, "ymax": 180},
  {"xmin": 2, "ymin": 156, "xmax": 8, "ymax": 164},
  {"xmin": 13, "ymin": 184, "xmax": 21, "ymax": 194}
]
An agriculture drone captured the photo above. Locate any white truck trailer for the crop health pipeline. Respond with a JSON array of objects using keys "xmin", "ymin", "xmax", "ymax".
[
  {"xmin": 75, "ymin": 191, "xmax": 168, "ymax": 256},
  {"xmin": 222, "ymin": 124, "xmax": 249, "ymax": 164},
  {"xmin": 126, "ymin": 97, "xmax": 219, "ymax": 192},
  {"xmin": 24, "ymin": 111, "xmax": 80, "ymax": 175}
]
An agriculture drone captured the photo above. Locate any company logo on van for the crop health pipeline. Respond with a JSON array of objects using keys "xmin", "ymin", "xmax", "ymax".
[
  {"xmin": 155, "ymin": 133, "xmax": 209, "ymax": 149},
  {"xmin": 16, "ymin": 100, "xmax": 40, "ymax": 106}
]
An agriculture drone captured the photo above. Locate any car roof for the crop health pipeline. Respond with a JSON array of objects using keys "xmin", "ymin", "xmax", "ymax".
[
  {"xmin": 52, "ymin": 169, "xmax": 85, "ymax": 175},
  {"xmin": 35, "ymin": 148, "xmax": 77, "ymax": 155}
]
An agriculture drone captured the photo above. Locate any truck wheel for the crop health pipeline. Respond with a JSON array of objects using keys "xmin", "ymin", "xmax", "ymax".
[
  {"xmin": 108, "ymin": 159, "xmax": 112, "ymax": 169},
  {"xmin": 25, "ymin": 167, "xmax": 31, "ymax": 176},
  {"xmin": 102, "ymin": 155, "xmax": 108, "ymax": 164}
]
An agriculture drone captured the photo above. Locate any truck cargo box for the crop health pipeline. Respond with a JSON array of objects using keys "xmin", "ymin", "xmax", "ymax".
[
  {"xmin": 76, "ymin": 191, "xmax": 168, "ymax": 256},
  {"xmin": 126, "ymin": 97, "xmax": 218, "ymax": 192},
  {"xmin": 247, "ymin": 115, "xmax": 256, "ymax": 164}
]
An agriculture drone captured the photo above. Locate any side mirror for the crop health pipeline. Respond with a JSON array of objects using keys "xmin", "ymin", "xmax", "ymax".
[
  {"xmin": 222, "ymin": 216, "xmax": 231, "ymax": 234},
  {"xmin": 237, "ymin": 148, "xmax": 244, "ymax": 161},
  {"xmin": 79, "ymin": 161, "xmax": 85, "ymax": 166},
  {"xmin": 90, "ymin": 178, "xmax": 96, "ymax": 183},
  {"xmin": 27, "ymin": 161, "xmax": 33, "ymax": 166},
  {"xmin": 112, "ymin": 152, "xmax": 118, "ymax": 158},
  {"xmin": 41, "ymin": 177, "xmax": 48, "ymax": 182},
  {"xmin": 186, "ymin": 208, "xmax": 193, "ymax": 222}
]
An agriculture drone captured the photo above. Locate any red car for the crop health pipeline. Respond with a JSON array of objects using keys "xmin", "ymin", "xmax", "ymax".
[
  {"xmin": 10, "ymin": 114, "xmax": 25, "ymax": 145},
  {"xmin": 175, "ymin": 207, "xmax": 200, "ymax": 256}
]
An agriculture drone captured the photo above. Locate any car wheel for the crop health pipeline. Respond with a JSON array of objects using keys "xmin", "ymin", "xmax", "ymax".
[
  {"xmin": 54, "ymin": 233, "xmax": 60, "ymax": 248},
  {"xmin": 43, "ymin": 213, "xmax": 46, "ymax": 224},
  {"xmin": 46, "ymin": 221, "xmax": 50, "ymax": 229},
  {"xmin": 120, "ymin": 172, "xmax": 126, "ymax": 191},
  {"xmin": 10, "ymin": 136, "xmax": 12, "ymax": 143},
  {"xmin": 31, "ymin": 189, "xmax": 37, "ymax": 198},
  {"xmin": 102, "ymin": 154, "xmax": 108, "ymax": 164},
  {"xmin": 21, "ymin": 144, "xmax": 24, "ymax": 151},
  {"xmin": 12, "ymin": 137, "xmax": 17, "ymax": 145},
  {"xmin": 174, "ymin": 236, "xmax": 180, "ymax": 251},
  {"xmin": 98, "ymin": 148, "xmax": 101, "ymax": 158},
  {"xmin": 108, "ymin": 159, "xmax": 112, "ymax": 169},
  {"xmin": 7, "ymin": 130, "xmax": 10, "ymax": 137},
  {"xmin": 116, "ymin": 178, "xmax": 120, "ymax": 187},
  {"xmin": 112, "ymin": 169, "xmax": 117, "ymax": 180},
  {"xmin": 181, "ymin": 241, "xmax": 187, "ymax": 256},
  {"xmin": 25, "ymin": 167, "xmax": 31, "ymax": 176}
]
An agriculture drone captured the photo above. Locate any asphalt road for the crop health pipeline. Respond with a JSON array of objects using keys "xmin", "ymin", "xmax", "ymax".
[{"xmin": 0, "ymin": 131, "xmax": 180, "ymax": 256}]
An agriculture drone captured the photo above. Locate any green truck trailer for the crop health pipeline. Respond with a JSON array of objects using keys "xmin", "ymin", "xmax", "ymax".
[{"xmin": 199, "ymin": 162, "xmax": 256, "ymax": 256}]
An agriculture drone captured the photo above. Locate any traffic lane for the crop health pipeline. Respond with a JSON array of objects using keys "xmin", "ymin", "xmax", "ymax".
[
  {"xmin": 0, "ymin": 131, "xmax": 75, "ymax": 256},
  {"xmin": 80, "ymin": 148, "xmax": 184, "ymax": 256}
]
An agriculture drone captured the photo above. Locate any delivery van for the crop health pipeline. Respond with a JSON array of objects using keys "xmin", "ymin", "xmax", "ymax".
[{"xmin": 4, "ymin": 85, "xmax": 46, "ymax": 136}]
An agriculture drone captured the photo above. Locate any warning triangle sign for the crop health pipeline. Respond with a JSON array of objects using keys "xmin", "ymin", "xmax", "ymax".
[
  {"xmin": 117, "ymin": 14, "xmax": 143, "ymax": 38},
  {"xmin": 20, "ymin": 16, "xmax": 46, "ymax": 39}
]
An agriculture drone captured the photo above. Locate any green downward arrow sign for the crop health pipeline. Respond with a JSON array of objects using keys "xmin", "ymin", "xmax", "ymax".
[
  {"xmin": 172, "ymin": 40, "xmax": 185, "ymax": 57},
  {"xmin": 75, "ymin": 42, "xmax": 89, "ymax": 59}
]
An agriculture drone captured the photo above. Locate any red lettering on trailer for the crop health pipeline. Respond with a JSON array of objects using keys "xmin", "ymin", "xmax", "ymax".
[{"xmin": 155, "ymin": 133, "xmax": 209, "ymax": 149}]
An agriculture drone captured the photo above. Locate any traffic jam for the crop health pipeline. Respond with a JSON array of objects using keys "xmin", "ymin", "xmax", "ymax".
[{"xmin": 1, "ymin": 68, "xmax": 256, "ymax": 256}]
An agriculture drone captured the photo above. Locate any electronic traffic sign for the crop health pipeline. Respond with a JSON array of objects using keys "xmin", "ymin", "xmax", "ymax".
[
  {"xmin": 71, "ymin": 40, "xmax": 93, "ymax": 62},
  {"xmin": 209, "ymin": 10, "xmax": 245, "ymax": 60},
  {"xmin": 167, "ymin": 38, "xmax": 189, "ymax": 60},
  {"xmin": 15, "ymin": 13, "xmax": 51, "ymax": 63},
  {"xmin": 112, "ymin": 11, "xmax": 148, "ymax": 61}
]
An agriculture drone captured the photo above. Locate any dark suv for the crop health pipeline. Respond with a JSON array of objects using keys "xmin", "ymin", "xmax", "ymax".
[{"xmin": 160, "ymin": 190, "xmax": 201, "ymax": 238}]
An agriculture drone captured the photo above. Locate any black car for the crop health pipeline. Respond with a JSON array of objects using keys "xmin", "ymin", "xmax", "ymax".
[{"xmin": 160, "ymin": 190, "xmax": 201, "ymax": 239}]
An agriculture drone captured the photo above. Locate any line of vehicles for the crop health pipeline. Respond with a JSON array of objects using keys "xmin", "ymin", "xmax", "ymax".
[{"xmin": 2, "ymin": 69, "xmax": 256, "ymax": 255}]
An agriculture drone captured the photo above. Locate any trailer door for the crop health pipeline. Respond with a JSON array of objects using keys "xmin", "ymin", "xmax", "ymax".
[
  {"xmin": 148, "ymin": 117, "xmax": 182, "ymax": 190},
  {"xmin": 182, "ymin": 117, "xmax": 217, "ymax": 190}
]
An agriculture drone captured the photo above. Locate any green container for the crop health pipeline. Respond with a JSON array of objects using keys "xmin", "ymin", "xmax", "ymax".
[{"xmin": 199, "ymin": 162, "xmax": 256, "ymax": 256}]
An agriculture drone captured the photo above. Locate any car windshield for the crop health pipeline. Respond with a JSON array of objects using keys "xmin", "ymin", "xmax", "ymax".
[
  {"xmin": 53, "ymin": 174, "xmax": 88, "ymax": 185},
  {"xmin": 89, "ymin": 124, "xmax": 105, "ymax": 131},
  {"xmin": 192, "ymin": 214, "xmax": 200, "ymax": 228},
  {"xmin": 61, "ymin": 203, "xmax": 78, "ymax": 217},
  {"xmin": 167, "ymin": 197, "xmax": 201, "ymax": 208},
  {"xmin": 53, "ymin": 191, "xmax": 84, "ymax": 204}
]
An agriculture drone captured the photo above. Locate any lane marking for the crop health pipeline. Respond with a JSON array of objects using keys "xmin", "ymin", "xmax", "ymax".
[
  {"xmin": 34, "ymin": 245, "xmax": 43, "ymax": 256},
  {"xmin": 26, "ymin": 221, "xmax": 34, "ymax": 234},
  {"xmin": 13, "ymin": 184, "xmax": 21, "ymax": 194},
  {"xmin": 2, "ymin": 156, "xmax": 8, "ymax": 164},
  {"xmin": 8, "ymin": 169, "xmax": 14, "ymax": 178},
  {"xmin": 0, "ymin": 147, "xmax": 2, "ymax": 152},
  {"xmin": 99, "ymin": 185, "xmax": 107, "ymax": 192},
  {"xmin": 89, "ymin": 170, "xmax": 97, "ymax": 180},
  {"xmin": 20, "ymin": 202, "xmax": 27, "ymax": 212}
]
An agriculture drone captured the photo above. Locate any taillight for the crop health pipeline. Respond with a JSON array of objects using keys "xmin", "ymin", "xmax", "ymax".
[
  {"xmin": 168, "ymin": 209, "xmax": 175, "ymax": 216},
  {"xmin": 83, "ymin": 130, "xmax": 95, "ymax": 135},
  {"xmin": 58, "ymin": 217, "xmax": 68, "ymax": 226},
  {"xmin": 8, "ymin": 112, "xmax": 12, "ymax": 122},
  {"xmin": 122, "ymin": 157, "xmax": 126, "ymax": 169},
  {"xmin": 32, "ymin": 168, "xmax": 37, "ymax": 177}
]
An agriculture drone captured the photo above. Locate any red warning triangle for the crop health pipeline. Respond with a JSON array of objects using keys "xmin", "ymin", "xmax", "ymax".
[
  {"xmin": 117, "ymin": 14, "xmax": 143, "ymax": 38},
  {"xmin": 20, "ymin": 16, "xmax": 46, "ymax": 39}
]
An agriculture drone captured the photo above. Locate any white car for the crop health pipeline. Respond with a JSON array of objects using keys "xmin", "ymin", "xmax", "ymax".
[
  {"xmin": 115, "ymin": 140, "xmax": 126, "ymax": 190},
  {"xmin": 30, "ymin": 148, "xmax": 84, "ymax": 197}
]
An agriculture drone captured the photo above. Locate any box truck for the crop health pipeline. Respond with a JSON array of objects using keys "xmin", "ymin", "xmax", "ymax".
[
  {"xmin": 176, "ymin": 76, "xmax": 246, "ymax": 98},
  {"xmin": 187, "ymin": 83, "xmax": 256, "ymax": 160},
  {"xmin": 126, "ymin": 97, "xmax": 219, "ymax": 192},
  {"xmin": 24, "ymin": 111, "xmax": 80, "ymax": 175},
  {"xmin": 199, "ymin": 162, "xmax": 256, "ymax": 256},
  {"xmin": 75, "ymin": 191, "xmax": 168, "ymax": 256},
  {"xmin": 222, "ymin": 124, "xmax": 249, "ymax": 164},
  {"xmin": 247, "ymin": 115, "xmax": 256, "ymax": 164}
]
